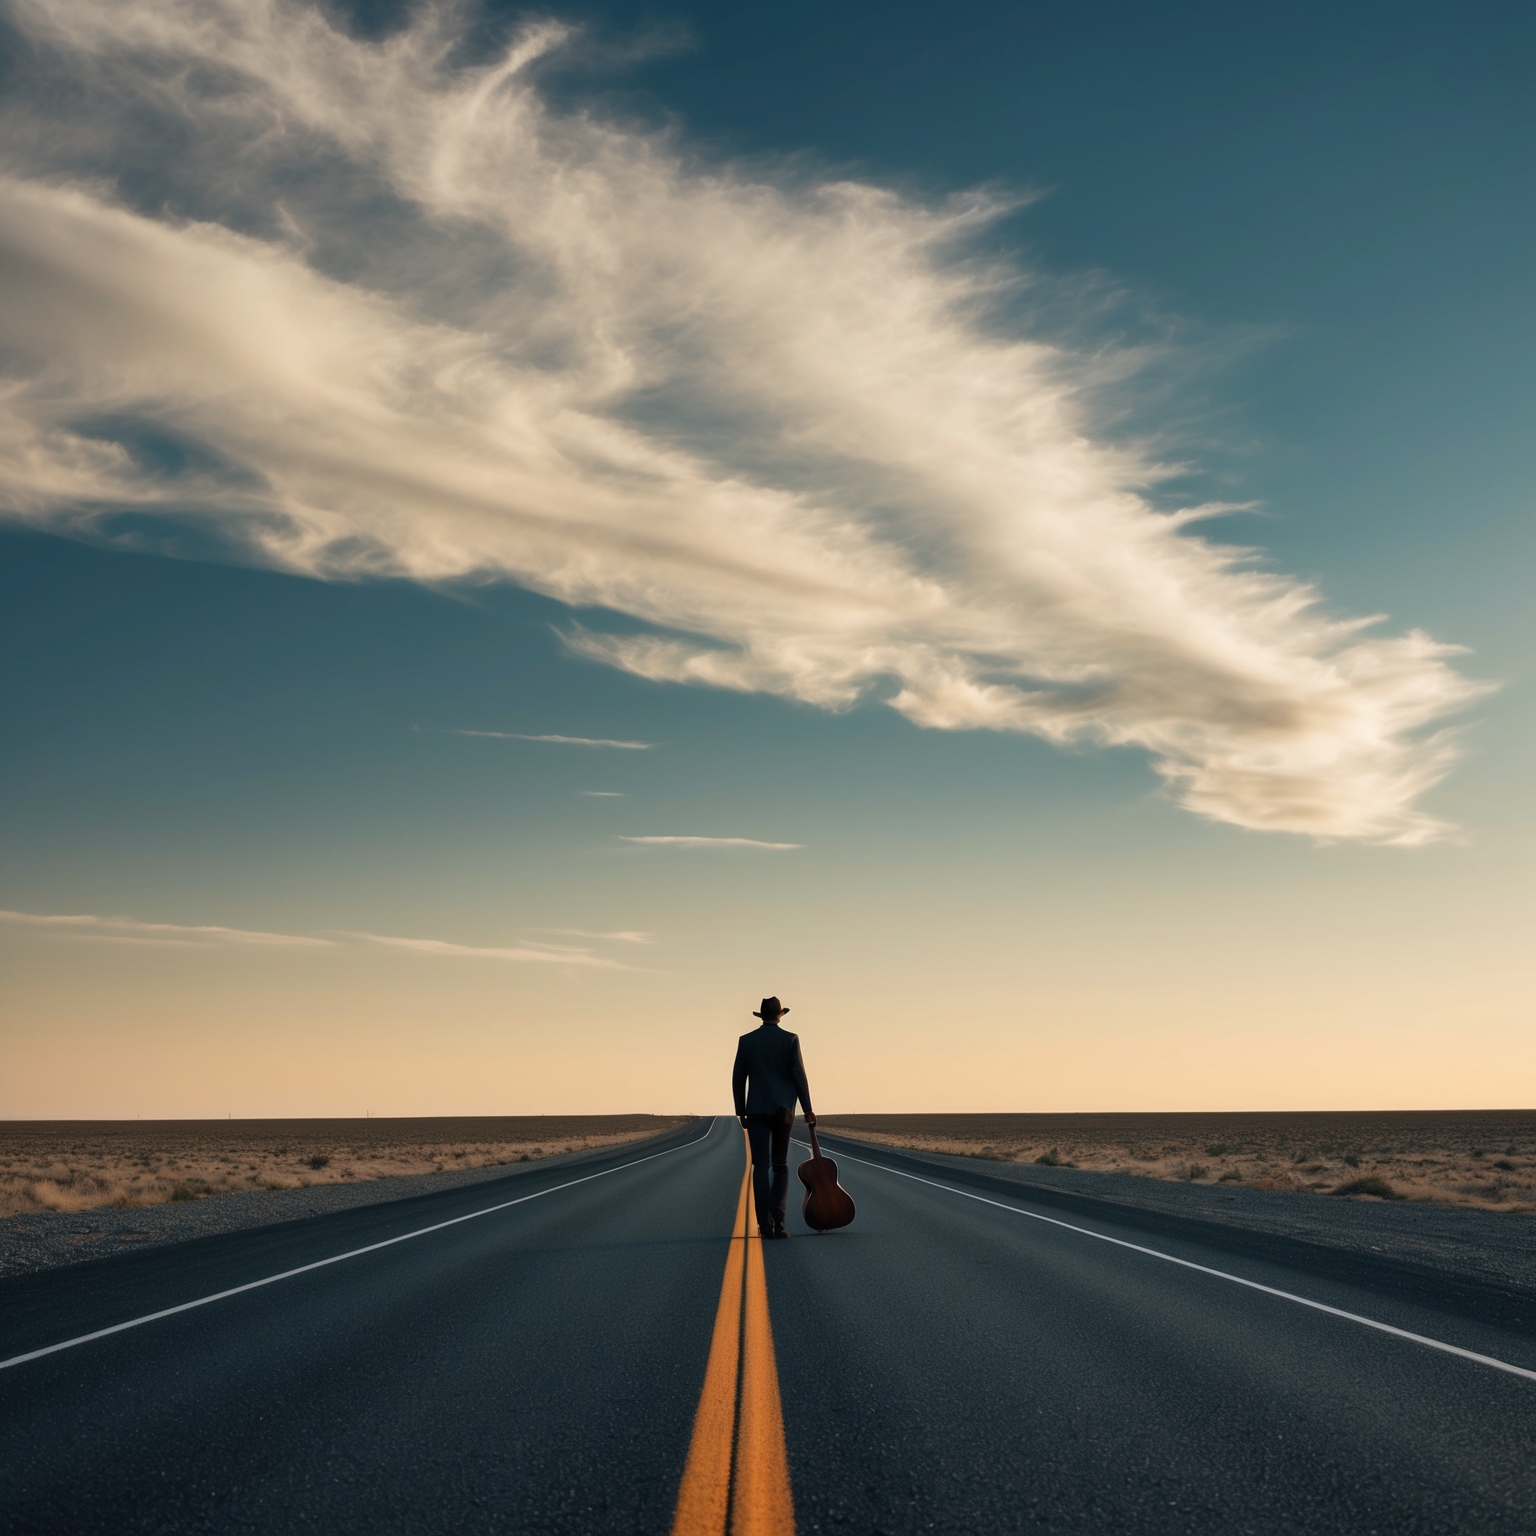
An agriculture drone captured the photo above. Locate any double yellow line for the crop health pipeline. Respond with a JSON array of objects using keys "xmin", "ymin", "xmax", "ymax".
[{"xmin": 670, "ymin": 1130, "xmax": 795, "ymax": 1536}]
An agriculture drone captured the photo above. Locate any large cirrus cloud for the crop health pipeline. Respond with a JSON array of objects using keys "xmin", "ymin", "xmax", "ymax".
[{"xmin": 0, "ymin": 0, "xmax": 1487, "ymax": 842}]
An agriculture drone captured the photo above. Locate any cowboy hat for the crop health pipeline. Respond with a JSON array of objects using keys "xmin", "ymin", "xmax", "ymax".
[{"xmin": 753, "ymin": 996, "xmax": 790, "ymax": 1019}]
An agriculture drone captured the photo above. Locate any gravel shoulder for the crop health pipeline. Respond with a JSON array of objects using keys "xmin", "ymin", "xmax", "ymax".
[
  {"xmin": 0, "ymin": 1131, "xmax": 684, "ymax": 1280},
  {"xmin": 821, "ymin": 1131, "xmax": 1536, "ymax": 1301}
]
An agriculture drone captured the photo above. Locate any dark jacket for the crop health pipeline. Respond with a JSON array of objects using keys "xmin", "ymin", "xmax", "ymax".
[{"xmin": 732, "ymin": 1023, "xmax": 814, "ymax": 1120}]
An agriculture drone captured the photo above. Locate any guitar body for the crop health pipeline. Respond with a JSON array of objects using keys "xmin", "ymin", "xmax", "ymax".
[{"xmin": 798, "ymin": 1125, "xmax": 856, "ymax": 1231}]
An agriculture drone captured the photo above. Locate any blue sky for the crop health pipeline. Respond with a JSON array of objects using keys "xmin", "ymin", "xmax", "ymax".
[{"xmin": 1, "ymin": 1, "xmax": 1531, "ymax": 1115}]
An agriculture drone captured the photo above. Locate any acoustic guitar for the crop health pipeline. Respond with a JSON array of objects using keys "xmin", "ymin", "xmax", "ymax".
[{"xmin": 797, "ymin": 1122, "xmax": 856, "ymax": 1231}]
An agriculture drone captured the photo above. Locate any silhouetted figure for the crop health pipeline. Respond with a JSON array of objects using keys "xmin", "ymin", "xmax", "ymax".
[{"xmin": 732, "ymin": 996, "xmax": 816, "ymax": 1238}]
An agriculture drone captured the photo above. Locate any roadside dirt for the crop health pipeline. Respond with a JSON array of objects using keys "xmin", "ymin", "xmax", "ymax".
[
  {"xmin": 0, "ymin": 1116, "xmax": 690, "ymax": 1217},
  {"xmin": 819, "ymin": 1110, "xmax": 1536, "ymax": 1214}
]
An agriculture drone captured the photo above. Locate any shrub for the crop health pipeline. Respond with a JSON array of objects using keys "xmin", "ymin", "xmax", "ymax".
[
  {"xmin": 1184, "ymin": 1164, "xmax": 1209, "ymax": 1181},
  {"xmin": 1332, "ymin": 1176, "xmax": 1404, "ymax": 1201},
  {"xmin": 1343, "ymin": 1153, "xmax": 1361, "ymax": 1167},
  {"xmin": 307, "ymin": 1154, "xmax": 331, "ymax": 1171},
  {"xmin": 1205, "ymin": 1143, "xmax": 1233, "ymax": 1156},
  {"xmin": 1494, "ymin": 1159, "xmax": 1517, "ymax": 1172},
  {"xmin": 1218, "ymin": 1171, "xmax": 1242, "ymax": 1183},
  {"xmin": 170, "ymin": 1184, "xmax": 198, "ymax": 1202},
  {"xmin": 1034, "ymin": 1148, "xmax": 1062, "ymax": 1166}
]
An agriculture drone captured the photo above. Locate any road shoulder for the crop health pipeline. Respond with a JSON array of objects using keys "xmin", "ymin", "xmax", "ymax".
[
  {"xmin": 815, "ymin": 1130, "xmax": 1536, "ymax": 1333},
  {"xmin": 0, "ymin": 1120, "xmax": 704, "ymax": 1280}
]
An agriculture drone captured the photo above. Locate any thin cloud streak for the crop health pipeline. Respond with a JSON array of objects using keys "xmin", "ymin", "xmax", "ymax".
[
  {"xmin": 0, "ymin": 1, "xmax": 1490, "ymax": 842},
  {"xmin": 0, "ymin": 910, "xmax": 334, "ymax": 948},
  {"xmin": 0, "ymin": 909, "xmax": 650, "ymax": 967},
  {"xmin": 538, "ymin": 927, "xmax": 654, "ymax": 944},
  {"xmin": 445, "ymin": 730, "xmax": 654, "ymax": 749},
  {"xmin": 345, "ymin": 931, "xmax": 631, "ymax": 967},
  {"xmin": 619, "ymin": 836, "xmax": 802, "ymax": 851}
]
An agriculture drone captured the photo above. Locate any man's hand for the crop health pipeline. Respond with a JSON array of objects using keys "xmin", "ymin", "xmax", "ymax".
[
  {"xmin": 739, "ymin": 1115, "xmax": 750, "ymax": 1128},
  {"xmin": 804, "ymin": 1111, "xmax": 817, "ymax": 1126}
]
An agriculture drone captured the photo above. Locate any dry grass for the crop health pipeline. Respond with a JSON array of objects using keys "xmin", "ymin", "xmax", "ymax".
[
  {"xmin": 820, "ymin": 1111, "xmax": 1536, "ymax": 1214},
  {"xmin": 0, "ymin": 1116, "xmax": 689, "ymax": 1217}
]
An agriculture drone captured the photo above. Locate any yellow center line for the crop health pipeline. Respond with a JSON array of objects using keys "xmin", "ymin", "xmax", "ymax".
[
  {"xmin": 670, "ymin": 1129, "xmax": 795, "ymax": 1536},
  {"xmin": 734, "ymin": 1195, "xmax": 794, "ymax": 1536}
]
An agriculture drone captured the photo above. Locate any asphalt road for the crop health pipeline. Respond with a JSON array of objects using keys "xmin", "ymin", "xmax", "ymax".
[{"xmin": 2, "ymin": 1116, "xmax": 1533, "ymax": 1534}]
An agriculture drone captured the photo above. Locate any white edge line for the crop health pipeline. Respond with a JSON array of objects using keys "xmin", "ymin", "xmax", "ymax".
[
  {"xmin": 1, "ymin": 1118, "xmax": 720, "ymax": 1373},
  {"xmin": 798, "ymin": 1138, "xmax": 1536, "ymax": 1385}
]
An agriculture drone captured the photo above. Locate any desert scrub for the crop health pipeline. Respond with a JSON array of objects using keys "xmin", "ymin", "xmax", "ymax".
[
  {"xmin": 1332, "ymin": 1177, "xmax": 1404, "ymax": 1201},
  {"xmin": 0, "ymin": 1117, "xmax": 689, "ymax": 1217},
  {"xmin": 818, "ymin": 1111, "xmax": 1536, "ymax": 1214}
]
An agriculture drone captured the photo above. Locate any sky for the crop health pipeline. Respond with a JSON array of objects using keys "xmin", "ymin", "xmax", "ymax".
[{"xmin": 1, "ymin": 0, "xmax": 1532, "ymax": 1118}]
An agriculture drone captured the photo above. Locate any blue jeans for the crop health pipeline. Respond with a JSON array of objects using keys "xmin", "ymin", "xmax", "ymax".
[{"xmin": 745, "ymin": 1116, "xmax": 791, "ymax": 1230}]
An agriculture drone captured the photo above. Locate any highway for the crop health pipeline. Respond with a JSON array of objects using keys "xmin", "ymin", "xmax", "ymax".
[{"xmin": 1, "ymin": 1115, "xmax": 1532, "ymax": 1534}]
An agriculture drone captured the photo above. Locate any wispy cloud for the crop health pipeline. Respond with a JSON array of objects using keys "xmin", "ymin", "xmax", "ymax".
[
  {"xmin": 345, "ymin": 930, "xmax": 630, "ymax": 967},
  {"xmin": 578, "ymin": 790, "xmax": 626, "ymax": 797},
  {"xmin": 619, "ymin": 836, "xmax": 802, "ymax": 851},
  {"xmin": 0, "ymin": 910, "xmax": 333, "ymax": 948},
  {"xmin": 0, "ymin": 1, "xmax": 1489, "ymax": 842},
  {"xmin": 0, "ymin": 908, "xmax": 652, "ymax": 968},
  {"xmin": 443, "ymin": 730, "xmax": 653, "ymax": 749},
  {"xmin": 537, "ymin": 927, "xmax": 653, "ymax": 944}
]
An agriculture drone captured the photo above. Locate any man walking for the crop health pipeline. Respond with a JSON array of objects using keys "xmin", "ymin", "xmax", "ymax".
[{"xmin": 732, "ymin": 996, "xmax": 816, "ymax": 1238}]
